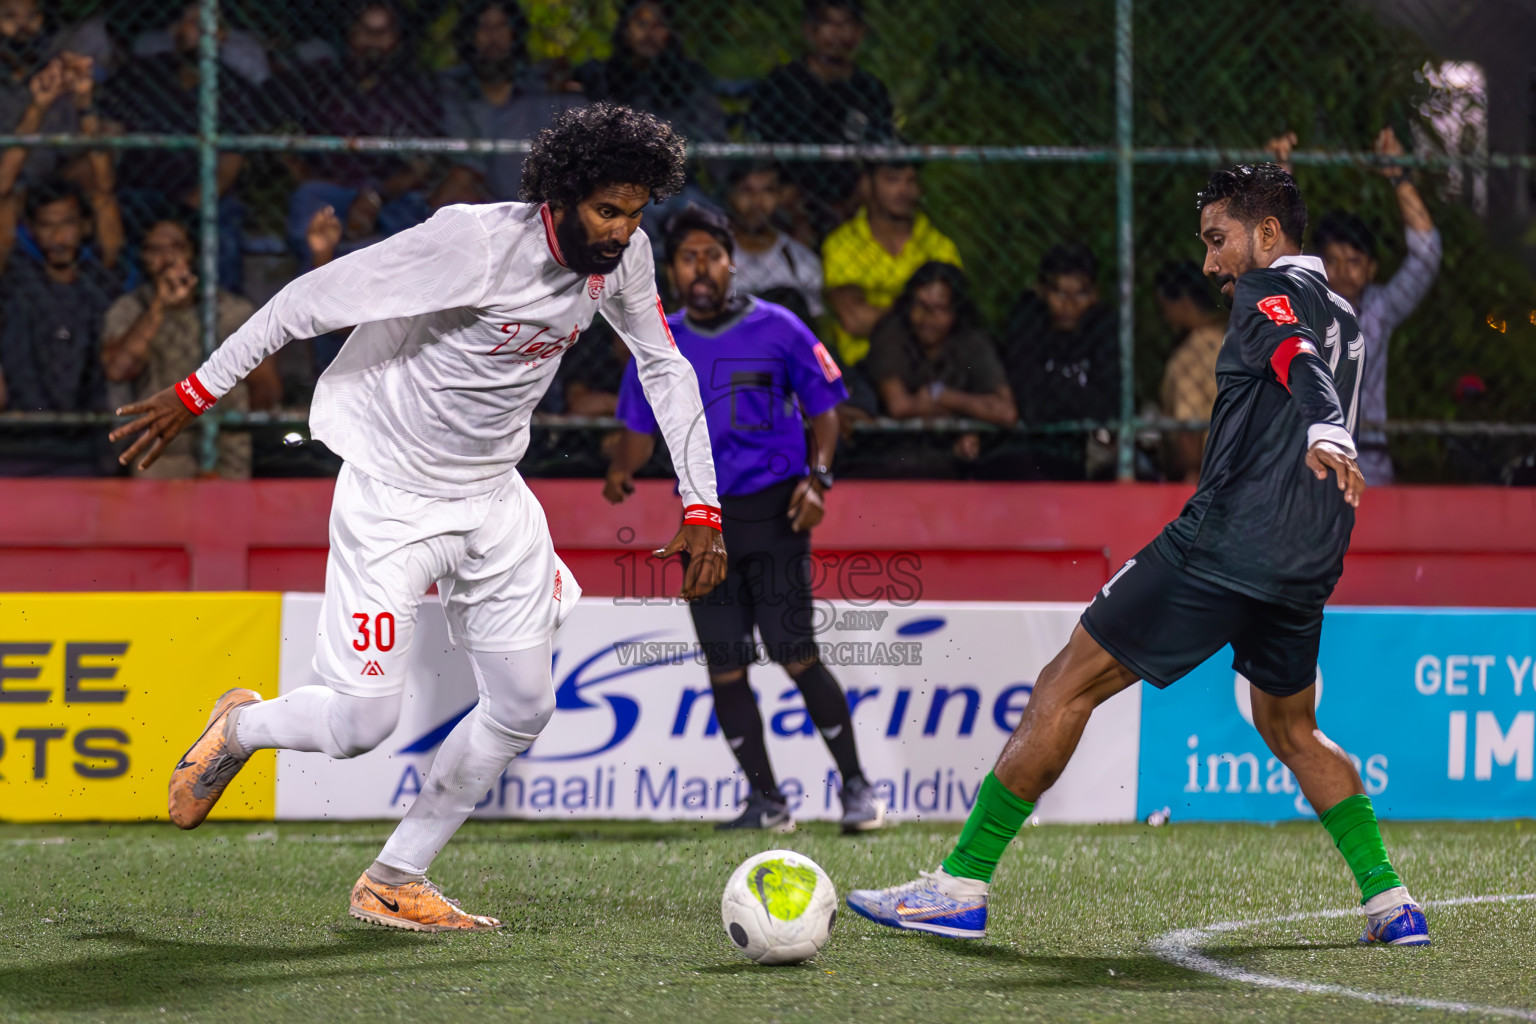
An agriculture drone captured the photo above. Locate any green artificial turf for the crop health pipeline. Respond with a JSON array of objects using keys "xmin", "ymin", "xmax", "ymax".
[{"xmin": 1, "ymin": 819, "xmax": 1533, "ymax": 1023}]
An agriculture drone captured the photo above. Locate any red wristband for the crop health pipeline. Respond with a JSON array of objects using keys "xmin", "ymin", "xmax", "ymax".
[
  {"xmin": 683, "ymin": 504, "xmax": 722, "ymax": 530},
  {"xmin": 175, "ymin": 373, "xmax": 216, "ymax": 415}
]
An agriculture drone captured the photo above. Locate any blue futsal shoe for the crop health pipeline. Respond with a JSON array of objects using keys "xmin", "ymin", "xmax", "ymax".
[
  {"xmin": 846, "ymin": 869, "xmax": 989, "ymax": 939},
  {"xmin": 1361, "ymin": 887, "xmax": 1430, "ymax": 946}
]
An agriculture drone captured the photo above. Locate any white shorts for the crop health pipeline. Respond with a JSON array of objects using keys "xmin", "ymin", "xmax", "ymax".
[{"xmin": 315, "ymin": 463, "xmax": 581, "ymax": 697}]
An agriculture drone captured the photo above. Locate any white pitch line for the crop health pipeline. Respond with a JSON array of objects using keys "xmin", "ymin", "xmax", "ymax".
[{"xmin": 1150, "ymin": 892, "xmax": 1536, "ymax": 1020}]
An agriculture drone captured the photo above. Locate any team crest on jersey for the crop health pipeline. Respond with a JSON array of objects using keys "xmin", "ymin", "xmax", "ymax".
[
  {"xmin": 587, "ymin": 275, "xmax": 605, "ymax": 299},
  {"xmin": 361, "ymin": 660, "xmax": 385, "ymax": 676},
  {"xmin": 1257, "ymin": 295, "xmax": 1298, "ymax": 325},
  {"xmin": 553, "ymin": 569, "xmax": 563, "ymax": 602}
]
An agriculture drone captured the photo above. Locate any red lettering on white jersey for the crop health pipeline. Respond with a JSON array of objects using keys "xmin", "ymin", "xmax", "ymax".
[
  {"xmin": 656, "ymin": 296, "xmax": 676, "ymax": 347},
  {"xmin": 553, "ymin": 569, "xmax": 563, "ymax": 602}
]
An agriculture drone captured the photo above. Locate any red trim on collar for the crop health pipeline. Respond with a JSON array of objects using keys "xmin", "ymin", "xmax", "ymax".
[{"xmin": 539, "ymin": 203, "xmax": 568, "ymax": 268}]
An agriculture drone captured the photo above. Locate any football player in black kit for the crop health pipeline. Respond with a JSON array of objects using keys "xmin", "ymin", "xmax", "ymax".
[{"xmin": 848, "ymin": 163, "xmax": 1429, "ymax": 947}]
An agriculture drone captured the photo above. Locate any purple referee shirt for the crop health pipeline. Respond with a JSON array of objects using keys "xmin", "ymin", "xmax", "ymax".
[{"xmin": 617, "ymin": 297, "xmax": 848, "ymax": 497}]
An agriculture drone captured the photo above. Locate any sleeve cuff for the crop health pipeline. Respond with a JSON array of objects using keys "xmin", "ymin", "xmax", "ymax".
[
  {"xmin": 1307, "ymin": 423, "xmax": 1357, "ymax": 460},
  {"xmin": 175, "ymin": 373, "xmax": 217, "ymax": 415},
  {"xmin": 683, "ymin": 504, "xmax": 722, "ymax": 531}
]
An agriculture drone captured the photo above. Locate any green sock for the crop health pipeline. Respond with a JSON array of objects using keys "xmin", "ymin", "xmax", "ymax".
[
  {"xmin": 940, "ymin": 772, "xmax": 1034, "ymax": 884},
  {"xmin": 1319, "ymin": 793, "xmax": 1402, "ymax": 902}
]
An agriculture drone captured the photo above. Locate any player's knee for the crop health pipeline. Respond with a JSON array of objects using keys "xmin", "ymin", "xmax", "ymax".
[
  {"xmin": 710, "ymin": 668, "xmax": 748, "ymax": 688},
  {"xmin": 783, "ymin": 655, "xmax": 816, "ymax": 678},
  {"xmin": 327, "ymin": 692, "xmax": 402, "ymax": 758},
  {"xmin": 483, "ymin": 685, "xmax": 556, "ymax": 738}
]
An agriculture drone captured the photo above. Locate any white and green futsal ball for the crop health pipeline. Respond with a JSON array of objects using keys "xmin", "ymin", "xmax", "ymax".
[{"xmin": 720, "ymin": 849, "xmax": 837, "ymax": 965}]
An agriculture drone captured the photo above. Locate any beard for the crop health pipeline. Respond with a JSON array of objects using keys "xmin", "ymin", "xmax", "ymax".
[
  {"xmin": 470, "ymin": 51, "xmax": 518, "ymax": 84},
  {"xmin": 554, "ymin": 211, "xmax": 627, "ymax": 275},
  {"xmin": 0, "ymin": 31, "xmax": 49, "ymax": 79},
  {"xmin": 684, "ymin": 274, "xmax": 725, "ymax": 317}
]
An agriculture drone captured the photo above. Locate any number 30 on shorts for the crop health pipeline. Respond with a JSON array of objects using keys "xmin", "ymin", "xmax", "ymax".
[{"xmin": 351, "ymin": 612, "xmax": 397, "ymax": 652}]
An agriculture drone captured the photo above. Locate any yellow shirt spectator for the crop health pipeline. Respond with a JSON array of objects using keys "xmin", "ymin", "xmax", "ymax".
[{"xmin": 822, "ymin": 208, "xmax": 962, "ymax": 366}]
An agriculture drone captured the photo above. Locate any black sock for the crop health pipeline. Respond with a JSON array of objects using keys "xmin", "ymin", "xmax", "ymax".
[
  {"xmin": 792, "ymin": 660, "xmax": 864, "ymax": 784},
  {"xmin": 711, "ymin": 674, "xmax": 779, "ymax": 801}
]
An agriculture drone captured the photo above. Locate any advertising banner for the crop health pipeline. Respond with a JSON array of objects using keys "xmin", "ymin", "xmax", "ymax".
[
  {"xmin": 1137, "ymin": 609, "xmax": 1536, "ymax": 821},
  {"xmin": 274, "ymin": 596, "xmax": 1141, "ymax": 824},
  {"xmin": 0, "ymin": 593, "xmax": 279, "ymax": 822}
]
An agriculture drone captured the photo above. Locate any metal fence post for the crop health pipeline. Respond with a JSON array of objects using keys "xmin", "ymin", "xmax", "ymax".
[
  {"xmin": 197, "ymin": 0, "xmax": 220, "ymax": 473},
  {"xmin": 1114, "ymin": 0, "xmax": 1136, "ymax": 481}
]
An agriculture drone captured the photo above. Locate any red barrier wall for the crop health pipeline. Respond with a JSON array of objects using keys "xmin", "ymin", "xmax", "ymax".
[{"xmin": 0, "ymin": 479, "xmax": 1533, "ymax": 605}]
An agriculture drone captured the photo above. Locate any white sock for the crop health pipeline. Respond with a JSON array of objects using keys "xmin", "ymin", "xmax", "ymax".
[
  {"xmin": 931, "ymin": 867, "xmax": 990, "ymax": 899},
  {"xmin": 374, "ymin": 642, "xmax": 554, "ymax": 876},
  {"xmin": 234, "ymin": 686, "xmax": 401, "ymax": 760},
  {"xmin": 1363, "ymin": 885, "xmax": 1414, "ymax": 916},
  {"xmin": 375, "ymin": 703, "xmax": 537, "ymax": 875}
]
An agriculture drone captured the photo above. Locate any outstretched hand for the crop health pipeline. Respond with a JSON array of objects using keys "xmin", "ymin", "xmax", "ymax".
[
  {"xmin": 654, "ymin": 523, "xmax": 727, "ymax": 601},
  {"xmin": 110, "ymin": 386, "xmax": 196, "ymax": 470},
  {"xmin": 1305, "ymin": 441, "xmax": 1365, "ymax": 509}
]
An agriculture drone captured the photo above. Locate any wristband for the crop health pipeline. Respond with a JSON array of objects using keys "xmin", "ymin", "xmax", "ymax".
[
  {"xmin": 682, "ymin": 504, "xmax": 722, "ymax": 530},
  {"xmin": 175, "ymin": 373, "xmax": 216, "ymax": 415}
]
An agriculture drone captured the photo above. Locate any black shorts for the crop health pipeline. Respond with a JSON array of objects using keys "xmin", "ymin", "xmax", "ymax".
[
  {"xmin": 683, "ymin": 478, "xmax": 819, "ymax": 672},
  {"xmin": 1079, "ymin": 541, "xmax": 1323, "ymax": 697}
]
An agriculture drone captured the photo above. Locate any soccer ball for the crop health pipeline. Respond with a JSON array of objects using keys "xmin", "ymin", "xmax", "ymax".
[{"xmin": 720, "ymin": 849, "xmax": 837, "ymax": 965}]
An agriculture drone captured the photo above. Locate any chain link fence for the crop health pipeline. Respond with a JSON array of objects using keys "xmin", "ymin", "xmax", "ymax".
[{"xmin": 0, "ymin": 0, "xmax": 1530, "ymax": 483}]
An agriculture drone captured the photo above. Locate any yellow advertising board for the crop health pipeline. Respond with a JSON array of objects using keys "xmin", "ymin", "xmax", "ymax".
[{"xmin": 0, "ymin": 593, "xmax": 280, "ymax": 822}]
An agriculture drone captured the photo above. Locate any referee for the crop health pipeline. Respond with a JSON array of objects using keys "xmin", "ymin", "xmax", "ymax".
[{"xmin": 603, "ymin": 206, "xmax": 886, "ymax": 833}]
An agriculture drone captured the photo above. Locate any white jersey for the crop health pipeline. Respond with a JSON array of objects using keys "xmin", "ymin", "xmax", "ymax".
[{"xmin": 194, "ymin": 201, "xmax": 718, "ymax": 506}]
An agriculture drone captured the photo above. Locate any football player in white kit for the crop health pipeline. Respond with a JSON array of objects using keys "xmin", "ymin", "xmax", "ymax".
[{"xmin": 109, "ymin": 104, "xmax": 727, "ymax": 932}]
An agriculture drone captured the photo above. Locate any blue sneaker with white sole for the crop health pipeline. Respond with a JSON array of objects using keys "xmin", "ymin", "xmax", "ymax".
[
  {"xmin": 1361, "ymin": 899, "xmax": 1430, "ymax": 946},
  {"xmin": 846, "ymin": 870, "xmax": 988, "ymax": 939}
]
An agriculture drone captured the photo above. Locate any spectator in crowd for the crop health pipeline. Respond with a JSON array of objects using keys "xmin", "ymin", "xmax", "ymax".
[
  {"xmin": 862, "ymin": 261, "xmax": 1013, "ymax": 474},
  {"xmin": 263, "ymin": 1, "xmax": 442, "ymax": 265},
  {"xmin": 822, "ymin": 160, "xmax": 960, "ymax": 367},
  {"xmin": 130, "ymin": 3, "xmax": 271, "ymax": 87},
  {"xmin": 748, "ymin": 0, "xmax": 893, "ymax": 232},
  {"xmin": 103, "ymin": 4, "xmax": 264, "ymax": 294},
  {"xmin": 433, "ymin": 0, "xmax": 584, "ymax": 206},
  {"xmin": 0, "ymin": 0, "xmax": 112, "ymax": 191},
  {"xmin": 723, "ymin": 162, "xmax": 825, "ymax": 325},
  {"xmin": 101, "ymin": 219, "xmax": 280, "ymax": 479},
  {"xmin": 1154, "ymin": 260, "xmax": 1226, "ymax": 483},
  {"xmin": 1312, "ymin": 128, "xmax": 1441, "ymax": 486},
  {"xmin": 1000, "ymin": 243, "xmax": 1119, "ymax": 479},
  {"xmin": 0, "ymin": 176, "xmax": 126, "ymax": 475},
  {"xmin": 573, "ymin": 0, "xmax": 723, "ymax": 146}
]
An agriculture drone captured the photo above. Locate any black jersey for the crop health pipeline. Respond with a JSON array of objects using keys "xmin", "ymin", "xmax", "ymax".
[{"xmin": 1154, "ymin": 255, "xmax": 1363, "ymax": 611}]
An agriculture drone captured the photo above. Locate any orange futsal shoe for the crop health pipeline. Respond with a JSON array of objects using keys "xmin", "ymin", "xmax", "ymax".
[
  {"xmin": 349, "ymin": 873, "xmax": 503, "ymax": 932},
  {"xmin": 167, "ymin": 687, "xmax": 262, "ymax": 830}
]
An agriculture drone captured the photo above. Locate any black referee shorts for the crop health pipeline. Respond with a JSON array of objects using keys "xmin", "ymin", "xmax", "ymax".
[
  {"xmin": 1079, "ymin": 541, "xmax": 1323, "ymax": 697},
  {"xmin": 683, "ymin": 478, "xmax": 820, "ymax": 672}
]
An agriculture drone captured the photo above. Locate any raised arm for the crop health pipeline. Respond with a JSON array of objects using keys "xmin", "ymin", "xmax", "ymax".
[
  {"xmin": 1372, "ymin": 127, "xmax": 1441, "ymax": 319},
  {"xmin": 62, "ymin": 54, "xmax": 122, "ymax": 268},
  {"xmin": 110, "ymin": 205, "xmax": 492, "ymax": 470}
]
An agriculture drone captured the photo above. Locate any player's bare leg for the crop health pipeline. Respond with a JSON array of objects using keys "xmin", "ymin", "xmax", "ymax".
[
  {"xmin": 846, "ymin": 626, "xmax": 1138, "ymax": 937},
  {"xmin": 1251, "ymin": 686, "xmax": 1428, "ymax": 945},
  {"xmin": 989, "ymin": 626, "xmax": 1142, "ymax": 800}
]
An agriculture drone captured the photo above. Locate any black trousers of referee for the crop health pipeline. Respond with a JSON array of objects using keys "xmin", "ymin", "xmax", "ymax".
[{"xmin": 683, "ymin": 478, "xmax": 866, "ymax": 802}]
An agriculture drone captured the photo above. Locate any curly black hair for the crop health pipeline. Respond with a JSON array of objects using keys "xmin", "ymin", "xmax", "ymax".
[
  {"xmin": 521, "ymin": 103, "xmax": 687, "ymax": 209},
  {"xmin": 1195, "ymin": 162, "xmax": 1307, "ymax": 245}
]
